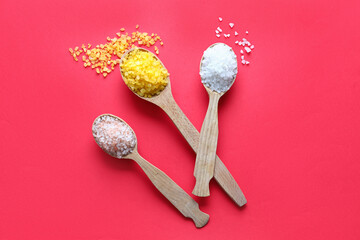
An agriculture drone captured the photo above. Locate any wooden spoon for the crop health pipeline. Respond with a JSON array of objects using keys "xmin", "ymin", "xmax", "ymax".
[
  {"xmin": 193, "ymin": 43, "xmax": 237, "ymax": 197},
  {"xmin": 120, "ymin": 48, "xmax": 247, "ymax": 206},
  {"xmin": 92, "ymin": 114, "xmax": 209, "ymax": 228}
]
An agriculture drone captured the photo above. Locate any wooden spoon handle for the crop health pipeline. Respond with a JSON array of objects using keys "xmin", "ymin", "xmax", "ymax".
[
  {"xmin": 192, "ymin": 92, "xmax": 221, "ymax": 197},
  {"xmin": 159, "ymin": 92, "xmax": 247, "ymax": 206},
  {"xmin": 132, "ymin": 153, "xmax": 209, "ymax": 228}
]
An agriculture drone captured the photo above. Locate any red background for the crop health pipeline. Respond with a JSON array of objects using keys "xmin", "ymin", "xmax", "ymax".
[{"xmin": 1, "ymin": 0, "xmax": 360, "ymax": 239}]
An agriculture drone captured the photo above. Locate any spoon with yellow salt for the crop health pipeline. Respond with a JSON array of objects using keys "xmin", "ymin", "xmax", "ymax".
[
  {"xmin": 119, "ymin": 48, "xmax": 246, "ymax": 205},
  {"xmin": 92, "ymin": 114, "xmax": 209, "ymax": 228}
]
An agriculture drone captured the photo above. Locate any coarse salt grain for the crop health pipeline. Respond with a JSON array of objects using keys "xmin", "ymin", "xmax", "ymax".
[
  {"xmin": 92, "ymin": 115, "xmax": 136, "ymax": 158},
  {"xmin": 244, "ymin": 46, "xmax": 251, "ymax": 53},
  {"xmin": 240, "ymin": 49, "xmax": 244, "ymax": 54},
  {"xmin": 215, "ymin": 30, "xmax": 219, "ymax": 34},
  {"xmin": 200, "ymin": 44, "xmax": 237, "ymax": 93},
  {"xmin": 229, "ymin": 23, "xmax": 234, "ymax": 28},
  {"xmin": 219, "ymin": 17, "xmax": 223, "ymax": 22},
  {"xmin": 245, "ymin": 31, "xmax": 249, "ymax": 34},
  {"xmin": 234, "ymin": 31, "xmax": 239, "ymax": 36},
  {"xmin": 250, "ymin": 45, "xmax": 254, "ymax": 49},
  {"xmin": 216, "ymin": 34, "xmax": 221, "ymax": 38},
  {"xmin": 217, "ymin": 27, "xmax": 222, "ymax": 33}
]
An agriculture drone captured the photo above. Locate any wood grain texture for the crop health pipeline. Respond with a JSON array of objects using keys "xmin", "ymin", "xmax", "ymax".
[
  {"xmin": 193, "ymin": 89, "xmax": 222, "ymax": 197},
  {"xmin": 127, "ymin": 149, "xmax": 209, "ymax": 228},
  {"xmin": 146, "ymin": 85, "xmax": 247, "ymax": 206},
  {"xmin": 120, "ymin": 48, "xmax": 247, "ymax": 207}
]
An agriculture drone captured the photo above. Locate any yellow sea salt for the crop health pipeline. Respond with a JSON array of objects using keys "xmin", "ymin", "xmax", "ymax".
[
  {"xmin": 69, "ymin": 29, "xmax": 164, "ymax": 78},
  {"xmin": 120, "ymin": 49, "xmax": 169, "ymax": 98}
]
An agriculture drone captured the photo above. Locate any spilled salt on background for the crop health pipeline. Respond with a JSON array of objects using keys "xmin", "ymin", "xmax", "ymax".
[{"xmin": 215, "ymin": 17, "xmax": 254, "ymax": 65}]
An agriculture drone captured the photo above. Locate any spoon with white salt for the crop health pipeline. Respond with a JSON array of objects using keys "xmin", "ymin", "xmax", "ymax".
[
  {"xmin": 92, "ymin": 114, "xmax": 209, "ymax": 228},
  {"xmin": 192, "ymin": 43, "xmax": 237, "ymax": 197}
]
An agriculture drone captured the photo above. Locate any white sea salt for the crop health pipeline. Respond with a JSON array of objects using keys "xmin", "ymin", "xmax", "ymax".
[
  {"xmin": 234, "ymin": 31, "xmax": 239, "ymax": 36},
  {"xmin": 240, "ymin": 49, "xmax": 244, "ymax": 54},
  {"xmin": 244, "ymin": 46, "xmax": 251, "ymax": 53},
  {"xmin": 216, "ymin": 34, "xmax": 221, "ymax": 38},
  {"xmin": 229, "ymin": 23, "xmax": 234, "ymax": 28},
  {"xmin": 245, "ymin": 31, "xmax": 249, "ymax": 34},
  {"xmin": 200, "ymin": 44, "xmax": 237, "ymax": 93},
  {"xmin": 92, "ymin": 115, "xmax": 136, "ymax": 158},
  {"xmin": 219, "ymin": 17, "xmax": 223, "ymax": 22},
  {"xmin": 217, "ymin": 27, "xmax": 222, "ymax": 33}
]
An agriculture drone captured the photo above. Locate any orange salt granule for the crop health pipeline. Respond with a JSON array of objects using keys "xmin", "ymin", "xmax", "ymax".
[{"xmin": 69, "ymin": 27, "xmax": 163, "ymax": 77}]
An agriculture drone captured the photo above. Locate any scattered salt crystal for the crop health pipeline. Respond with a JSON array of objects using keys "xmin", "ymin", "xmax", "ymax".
[
  {"xmin": 216, "ymin": 34, "xmax": 221, "ymax": 38},
  {"xmin": 250, "ymin": 45, "xmax": 254, "ymax": 49},
  {"xmin": 217, "ymin": 27, "xmax": 222, "ymax": 33},
  {"xmin": 229, "ymin": 23, "xmax": 234, "ymax": 28},
  {"xmin": 219, "ymin": 17, "xmax": 223, "ymax": 22},
  {"xmin": 240, "ymin": 50, "xmax": 244, "ymax": 54},
  {"xmin": 92, "ymin": 115, "xmax": 136, "ymax": 158},
  {"xmin": 245, "ymin": 31, "xmax": 249, "ymax": 34},
  {"xmin": 215, "ymin": 30, "xmax": 219, "ymax": 34},
  {"xmin": 235, "ymin": 41, "xmax": 239, "ymax": 44},
  {"xmin": 200, "ymin": 43, "xmax": 237, "ymax": 93},
  {"xmin": 244, "ymin": 46, "xmax": 251, "ymax": 53},
  {"xmin": 241, "ymin": 55, "xmax": 244, "ymax": 60},
  {"xmin": 234, "ymin": 31, "xmax": 238, "ymax": 36},
  {"xmin": 245, "ymin": 61, "xmax": 250, "ymax": 65},
  {"xmin": 241, "ymin": 60, "xmax": 246, "ymax": 64}
]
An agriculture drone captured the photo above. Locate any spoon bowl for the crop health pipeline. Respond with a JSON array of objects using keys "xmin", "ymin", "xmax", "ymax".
[
  {"xmin": 92, "ymin": 114, "xmax": 209, "ymax": 228},
  {"xmin": 119, "ymin": 47, "xmax": 172, "ymax": 102},
  {"xmin": 199, "ymin": 43, "xmax": 237, "ymax": 94}
]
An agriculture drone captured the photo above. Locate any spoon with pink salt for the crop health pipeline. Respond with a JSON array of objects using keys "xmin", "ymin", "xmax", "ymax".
[{"xmin": 92, "ymin": 114, "xmax": 209, "ymax": 228}]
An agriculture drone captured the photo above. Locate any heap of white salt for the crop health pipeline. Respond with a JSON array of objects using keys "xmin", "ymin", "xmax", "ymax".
[
  {"xmin": 200, "ymin": 44, "xmax": 237, "ymax": 93},
  {"xmin": 92, "ymin": 115, "xmax": 136, "ymax": 158}
]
